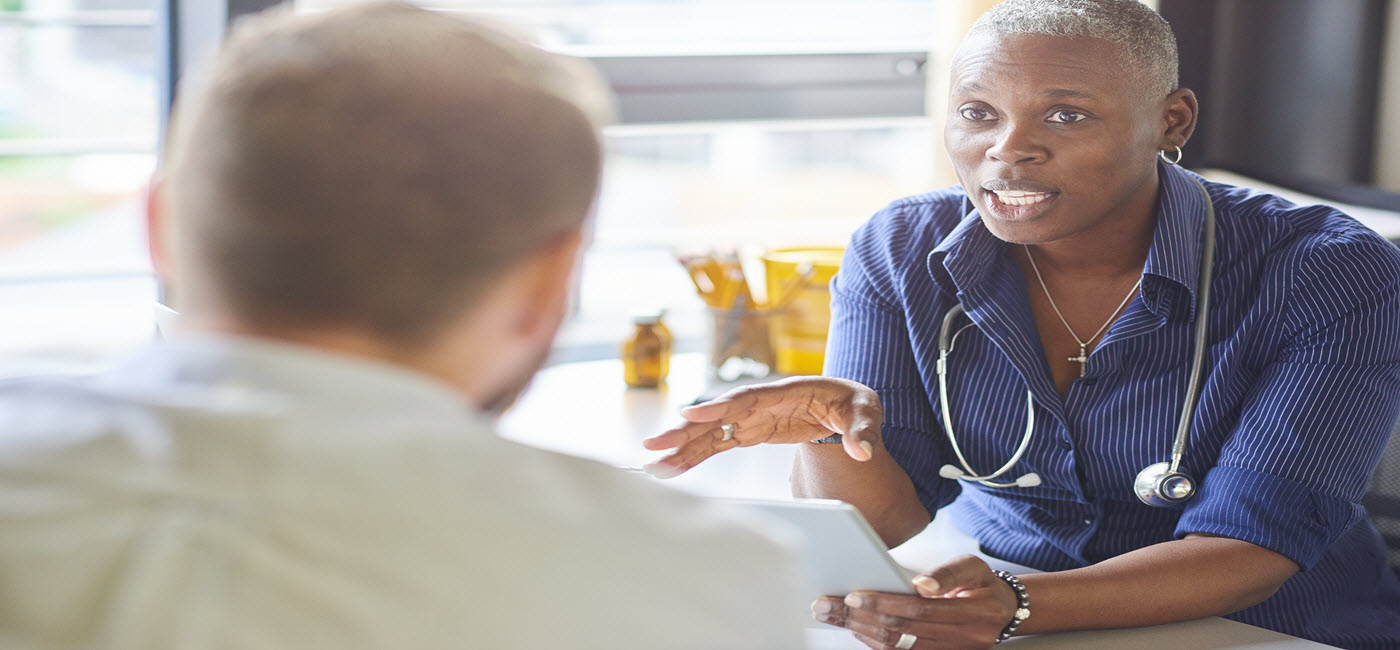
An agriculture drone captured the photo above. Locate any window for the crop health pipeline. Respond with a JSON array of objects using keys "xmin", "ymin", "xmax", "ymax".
[
  {"xmin": 1, "ymin": 0, "xmax": 945, "ymax": 376},
  {"xmin": 299, "ymin": 1, "xmax": 943, "ymax": 360},
  {"xmin": 0, "ymin": 0, "xmax": 158, "ymax": 376}
]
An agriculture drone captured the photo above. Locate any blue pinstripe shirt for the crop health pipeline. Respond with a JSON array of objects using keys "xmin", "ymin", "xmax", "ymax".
[{"xmin": 825, "ymin": 162, "xmax": 1400, "ymax": 648}]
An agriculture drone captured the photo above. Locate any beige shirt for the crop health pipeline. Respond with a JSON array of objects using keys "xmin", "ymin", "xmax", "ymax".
[{"xmin": 0, "ymin": 336, "xmax": 807, "ymax": 650}]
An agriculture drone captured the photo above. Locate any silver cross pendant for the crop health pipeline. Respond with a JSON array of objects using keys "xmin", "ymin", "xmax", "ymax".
[{"xmin": 1068, "ymin": 345, "xmax": 1089, "ymax": 377}]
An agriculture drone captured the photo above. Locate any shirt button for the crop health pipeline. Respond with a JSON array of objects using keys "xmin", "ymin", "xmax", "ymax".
[
  {"xmin": 1059, "ymin": 439, "xmax": 1072, "ymax": 451},
  {"xmin": 1082, "ymin": 516, "xmax": 1095, "ymax": 526},
  {"xmin": 1082, "ymin": 377, "xmax": 1098, "ymax": 386}
]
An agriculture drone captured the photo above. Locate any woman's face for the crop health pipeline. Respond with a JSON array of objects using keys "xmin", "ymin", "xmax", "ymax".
[{"xmin": 945, "ymin": 33, "xmax": 1169, "ymax": 245}]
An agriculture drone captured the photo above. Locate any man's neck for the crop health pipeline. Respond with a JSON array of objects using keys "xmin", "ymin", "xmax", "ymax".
[{"xmin": 180, "ymin": 316, "xmax": 489, "ymax": 405}]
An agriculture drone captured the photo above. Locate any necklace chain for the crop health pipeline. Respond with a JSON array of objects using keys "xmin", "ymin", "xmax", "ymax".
[{"xmin": 1024, "ymin": 245, "xmax": 1142, "ymax": 376}]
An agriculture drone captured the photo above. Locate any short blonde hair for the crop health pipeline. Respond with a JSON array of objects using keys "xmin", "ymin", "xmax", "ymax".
[{"xmin": 163, "ymin": 1, "xmax": 611, "ymax": 347}]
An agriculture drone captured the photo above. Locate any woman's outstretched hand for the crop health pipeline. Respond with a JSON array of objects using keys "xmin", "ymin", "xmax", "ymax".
[{"xmin": 641, "ymin": 376, "xmax": 883, "ymax": 477}]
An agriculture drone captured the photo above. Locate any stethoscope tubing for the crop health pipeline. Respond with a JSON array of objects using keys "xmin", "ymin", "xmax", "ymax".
[
  {"xmin": 1169, "ymin": 178, "xmax": 1216, "ymax": 473},
  {"xmin": 936, "ymin": 177, "xmax": 1216, "ymax": 496},
  {"xmin": 937, "ymin": 314, "xmax": 1036, "ymax": 486}
]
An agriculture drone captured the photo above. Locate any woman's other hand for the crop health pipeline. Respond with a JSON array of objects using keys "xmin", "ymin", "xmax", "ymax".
[
  {"xmin": 641, "ymin": 376, "xmax": 883, "ymax": 477},
  {"xmin": 811, "ymin": 555, "xmax": 1019, "ymax": 650}
]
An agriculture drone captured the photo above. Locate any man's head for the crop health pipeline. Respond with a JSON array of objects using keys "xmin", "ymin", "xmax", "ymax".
[
  {"xmin": 150, "ymin": 2, "xmax": 610, "ymax": 409},
  {"xmin": 946, "ymin": 0, "xmax": 1196, "ymax": 245}
]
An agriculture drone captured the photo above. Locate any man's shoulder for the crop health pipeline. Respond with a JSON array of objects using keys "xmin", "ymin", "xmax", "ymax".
[
  {"xmin": 316, "ymin": 440, "xmax": 807, "ymax": 648},
  {"xmin": 495, "ymin": 445, "xmax": 795, "ymax": 549},
  {"xmin": 0, "ymin": 371, "xmax": 807, "ymax": 649},
  {"xmin": 0, "ymin": 373, "xmax": 125, "ymax": 456}
]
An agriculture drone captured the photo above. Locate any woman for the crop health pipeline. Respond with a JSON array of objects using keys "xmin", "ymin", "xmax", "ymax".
[{"xmin": 644, "ymin": 1, "xmax": 1400, "ymax": 648}]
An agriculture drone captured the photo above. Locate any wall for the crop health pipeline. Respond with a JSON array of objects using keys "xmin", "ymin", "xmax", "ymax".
[{"xmin": 1377, "ymin": 0, "xmax": 1400, "ymax": 192}]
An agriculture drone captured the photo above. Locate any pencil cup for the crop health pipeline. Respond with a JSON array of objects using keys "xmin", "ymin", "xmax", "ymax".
[
  {"xmin": 707, "ymin": 306, "xmax": 775, "ymax": 382},
  {"xmin": 761, "ymin": 247, "xmax": 843, "ymax": 375}
]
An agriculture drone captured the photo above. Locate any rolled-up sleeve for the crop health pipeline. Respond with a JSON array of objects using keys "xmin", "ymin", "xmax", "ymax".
[
  {"xmin": 1177, "ymin": 232, "xmax": 1400, "ymax": 569},
  {"xmin": 823, "ymin": 205, "xmax": 961, "ymax": 516}
]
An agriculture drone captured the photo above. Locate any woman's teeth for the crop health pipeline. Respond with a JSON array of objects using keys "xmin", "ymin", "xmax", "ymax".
[{"xmin": 992, "ymin": 190, "xmax": 1054, "ymax": 206}]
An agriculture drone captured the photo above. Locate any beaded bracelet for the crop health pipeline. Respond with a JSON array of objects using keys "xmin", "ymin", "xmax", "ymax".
[{"xmin": 991, "ymin": 570, "xmax": 1030, "ymax": 644}]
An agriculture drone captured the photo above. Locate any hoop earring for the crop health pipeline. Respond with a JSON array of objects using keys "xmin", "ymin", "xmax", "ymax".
[{"xmin": 1159, "ymin": 145, "xmax": 1183, "ymax": 165}]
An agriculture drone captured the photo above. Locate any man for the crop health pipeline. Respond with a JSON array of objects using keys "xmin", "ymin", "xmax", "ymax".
[
  {"xmin": 646, "ymin": 0, "xmax": 1400, "ymax": 648},
  {"xmin": 0, "ymin": 4, "xmax": 804, "ymax": 648}
]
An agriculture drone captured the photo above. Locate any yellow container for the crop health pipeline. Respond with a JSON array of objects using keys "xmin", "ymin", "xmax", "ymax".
[{"xmin": 762, "ymin": 246, "xmax": 844, "ymax": 375}]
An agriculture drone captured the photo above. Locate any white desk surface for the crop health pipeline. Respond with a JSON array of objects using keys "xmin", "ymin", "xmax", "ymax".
[{"xmin": 499, "ymin": 354, "xmax": 1335, "ymax": 649}]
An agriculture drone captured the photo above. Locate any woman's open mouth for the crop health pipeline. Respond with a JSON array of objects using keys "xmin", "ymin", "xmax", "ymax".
[
  {"xmin": 991, "ymin": 190, "xmax": 1056, "ymax": 206},
  {"xmin": 983, "ymin": 188, "xmax": 1060, "ymax": 220}
]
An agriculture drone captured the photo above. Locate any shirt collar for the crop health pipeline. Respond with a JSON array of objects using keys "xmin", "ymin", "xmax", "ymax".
[
  {"xmin": 927, "ymin": 162, "xmax": 1210, "ymax": 321},
  {"xmin": 927, "ymin": 196, "xmax": 1001, "ymax": 296},
  {"xmin": 1141, "ymin": 162, "xmax": 1209, "ymax": 320},
  {"xmin": 101, "ymin": 333, "xmax": 484, "ymax": 426}
]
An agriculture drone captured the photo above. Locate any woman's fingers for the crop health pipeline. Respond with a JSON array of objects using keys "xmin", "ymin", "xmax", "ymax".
[
  {"xmin": 850, "ymin": 630, "xmax": 890, "ymax": 650},
  {"xmin": 841, "ymin": 432, "xmax": 877, "ymax": 462},
  {"xmin": 811, "ymin": 377, "xmax": 883, "ymax": 461},
  {"xmin": 642, "ymin": 424, "xmax": 741, "ymax": 477},
  {"xmin": 917, "ymin": 555, "xmax": 994, "ymax": 597},
  {"xmin": 641, "ymin": 419, "xmax": 709, "ymax": 450},
  {"xmin": 838, "ymin": 587, "xmax": 1011, "ymax": 649},
  {"xmin": 642, "ymin": 377, "xmax": 887, "ymax": 474},
  {"xmin": 677, "ymin": 393, "xmax": 739, "ymax": 422},
  {"xmin": 844, "ymin": 620, "xmax": 978, "ymax": 650},
  {"xmin": 677, "ymin": 381, "xmax": 773, "ymax": 422},
  {"xmin": 674, "ymin": 392, "xmax": 739, "ymax": 423},
  {"xmin": 811, "ymin": 595, "xmax": 849, "ymax": 628},
  {"xmin": 642, "ymin": 419, "xmax": 752, "ymax": 478}
]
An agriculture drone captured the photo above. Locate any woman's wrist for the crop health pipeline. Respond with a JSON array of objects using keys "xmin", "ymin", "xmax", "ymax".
[{"xmin": 991, "ymin": 570, "xmax": 1031, "ymax": 643}]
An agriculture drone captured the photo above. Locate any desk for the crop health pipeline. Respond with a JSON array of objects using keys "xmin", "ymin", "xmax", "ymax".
[
  {"xmin": 499, "ymin": 354, "xmax": 1335, "ymax": 649},
  {"xmin": 501, "ymin": 353, "xmax": 800, "ymax": 498}
]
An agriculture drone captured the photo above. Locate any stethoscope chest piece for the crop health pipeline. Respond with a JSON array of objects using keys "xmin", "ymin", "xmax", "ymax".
[{"xmin": 1134, "ymin": 461, "xmax": 1196, "ymax": 507}]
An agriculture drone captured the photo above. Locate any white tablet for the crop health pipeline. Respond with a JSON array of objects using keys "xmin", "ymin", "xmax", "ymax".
[{"xmin": 722, "ymin": 497, "xmax": 917, "ymax": 599}]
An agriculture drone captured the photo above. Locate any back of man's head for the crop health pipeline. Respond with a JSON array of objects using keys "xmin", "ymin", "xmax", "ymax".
[{"xmin": 159, "ymin": 1, "xmax": 607, "ymax": 349}]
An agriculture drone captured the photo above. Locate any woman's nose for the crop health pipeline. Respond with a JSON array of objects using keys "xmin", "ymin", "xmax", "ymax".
[{"xmin": 985, "ymin": 122, "xmax": 1046, "ymax": 165}]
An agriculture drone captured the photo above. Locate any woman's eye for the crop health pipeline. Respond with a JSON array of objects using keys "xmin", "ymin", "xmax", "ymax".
[
  {"xmin": 959, "ymin": 107, "xmax": 992, "ymax": 121},
  {"xmin": 1049, "ymin": 110, "xmax": 1087, "ymax": 124}
]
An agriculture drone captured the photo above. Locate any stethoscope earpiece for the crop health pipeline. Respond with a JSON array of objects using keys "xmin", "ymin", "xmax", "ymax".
[{"xmin": 939, "ymin": 464, "xmax": 1041, "ymax": 488}]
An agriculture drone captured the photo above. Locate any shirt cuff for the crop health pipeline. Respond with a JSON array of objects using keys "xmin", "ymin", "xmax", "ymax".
[{"xmin": 1176, "ymin": 465, "xmax": 1362, "ymax": 570}]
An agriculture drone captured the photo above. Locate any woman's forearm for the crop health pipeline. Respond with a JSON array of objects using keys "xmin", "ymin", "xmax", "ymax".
[
  {"xmin": 1015, "ymin": 534, "xmax": 1299, "ymax": 635},
  {"xmin": 793, "ymin": 442, "xmax": 931, "ymax": 547}
]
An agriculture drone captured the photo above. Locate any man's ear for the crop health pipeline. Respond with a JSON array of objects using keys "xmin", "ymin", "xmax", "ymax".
[
  {"xmin": 1161, "ymin": 87, "xmax": 1199, "ymax": 150},
  {"xmin": 145, "ymin": 175, "xmax": 174, "ymax": 290},
  {"xmin": 510, "ymin": 228, "xmax": 586, "ymax": 340}
]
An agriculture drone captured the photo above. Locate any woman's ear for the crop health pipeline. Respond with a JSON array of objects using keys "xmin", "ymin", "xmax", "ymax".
[{"xmin": 1162, "ymin": 87, "xmax": 1199, "ymax": 150}]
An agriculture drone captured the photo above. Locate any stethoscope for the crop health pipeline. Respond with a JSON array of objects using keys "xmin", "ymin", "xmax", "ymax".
[{"xmin": 935, "ymin": 177, "xmax": 1216, "ymax": 508}]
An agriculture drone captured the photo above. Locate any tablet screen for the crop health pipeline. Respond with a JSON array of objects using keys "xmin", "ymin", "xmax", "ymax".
[{"xmin": 722, "ymin": 498, "xmax": 917, "ymax": 599}]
